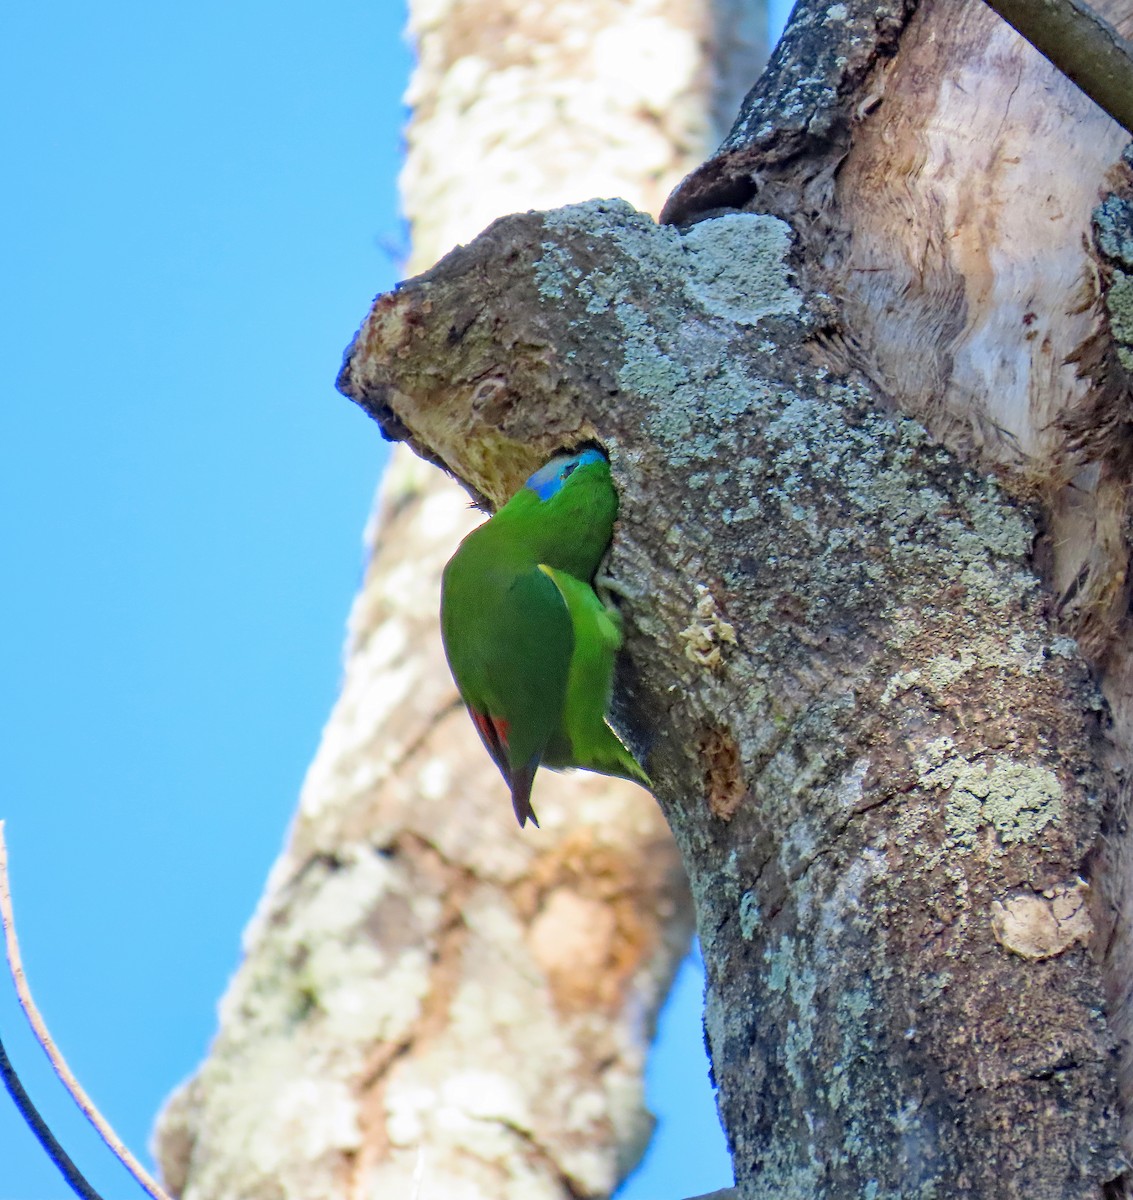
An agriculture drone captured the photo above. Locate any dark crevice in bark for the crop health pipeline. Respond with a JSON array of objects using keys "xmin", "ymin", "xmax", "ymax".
[{"xmin": 661, "ymin": 0, "xmax": 917, "ymax": 226}]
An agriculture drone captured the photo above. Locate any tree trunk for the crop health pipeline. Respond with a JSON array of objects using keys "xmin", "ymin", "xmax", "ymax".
[
  {"xmin": 337, "ymin": 0, "xmax": 1133, "ymax": 1195},
  {"xmin": 153, "ymin": 2, "xmax": 763, "ymax": 1198}
]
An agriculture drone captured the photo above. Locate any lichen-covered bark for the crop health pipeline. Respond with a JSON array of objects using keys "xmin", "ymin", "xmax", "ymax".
[
  {"xmin": 340, "ymin": 196, "xmax": 1125, "ymax": 1195},
  {"xmin": 154, "ymin": 3, "xmax": 766, "ymax": 1199},
  {"xmin": 669, "ymin": 0, "xmax": 1133, "ymax": 1191}
]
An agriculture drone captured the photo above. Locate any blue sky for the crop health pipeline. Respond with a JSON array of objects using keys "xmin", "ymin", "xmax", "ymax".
[{"xmin": 1, "ymin": 2, "xmax": 789, "ymax": 1196}]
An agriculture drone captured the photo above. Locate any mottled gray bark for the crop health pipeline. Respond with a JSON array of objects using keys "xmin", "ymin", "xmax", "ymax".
[
  {"xmin": 339, "ymin": 0, "xmax": 1133, "ymax": 1194},
  {"xmin": 153, "ymin": 2, "xmax": 765, "ymax": 1199}
]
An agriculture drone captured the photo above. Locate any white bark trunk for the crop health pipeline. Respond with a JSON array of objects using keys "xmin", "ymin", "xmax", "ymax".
[{"xmin": 154, "ymin": 3, "xmax": 766, "ymax": 1198}]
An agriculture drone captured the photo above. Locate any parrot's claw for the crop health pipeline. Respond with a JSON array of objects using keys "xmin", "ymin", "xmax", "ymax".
[{"xmin": 595, "ymin": 571, "xmax": 642, "ymax": 608}]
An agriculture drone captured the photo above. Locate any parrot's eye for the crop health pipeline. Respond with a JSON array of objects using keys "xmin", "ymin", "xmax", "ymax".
[{"xmin": 561, "ymin": 462, "xmax": 579, "ymax": 481}]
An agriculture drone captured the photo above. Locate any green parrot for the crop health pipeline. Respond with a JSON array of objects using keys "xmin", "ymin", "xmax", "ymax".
[{"xmin": 440, "ymin": 448, "xmax": 650, "ymax": 827}]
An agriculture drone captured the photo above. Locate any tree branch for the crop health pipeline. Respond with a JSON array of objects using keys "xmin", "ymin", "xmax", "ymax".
[
  {"xmin": 981, "ymin": 0, "xmax": 1133, "ymax": 135},
  {"xmin": 0, "ymin": 821, "xmax": 173, "ymax": 1200},
  {"xmin": 0, "ymin": 1032, "xmax": 106, "ymax": 1200}
]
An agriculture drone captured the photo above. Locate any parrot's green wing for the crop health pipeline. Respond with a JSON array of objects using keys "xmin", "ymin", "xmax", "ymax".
[
  {"xmin": 538, "ymin": 565, "xmax": 651, "ymax": 789},
  {"xmin": 441, "ymin": 548, "xmax": 573, "ymax": 827}
]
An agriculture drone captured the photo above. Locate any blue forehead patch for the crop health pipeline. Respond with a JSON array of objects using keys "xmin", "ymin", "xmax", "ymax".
[{"xmin": 525, "ymin": 448, "xmax": 606, "ymax": 500}]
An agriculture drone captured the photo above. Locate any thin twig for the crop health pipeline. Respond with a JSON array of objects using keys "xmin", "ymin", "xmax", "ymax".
[
  {"xmin": 982, "ymin": 0, "xmax": 1133, "ymax": 135},
  {"xmin": 0, "ymin": 821, "xmax": 173, "ymax": 1200},
  {"xmin": 410, "ymin": 1145, "xmax": 426, "ymax": 1200},
  {"xmin": 0, "ymin": 1032, "xmax": 106, "ymax": 1200}
]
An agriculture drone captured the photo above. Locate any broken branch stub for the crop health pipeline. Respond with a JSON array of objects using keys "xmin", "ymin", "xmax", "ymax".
[
  {"xmin": 336, "ymin": 200, "xmax": 808, "ymax": 508},
  {"xmin": 337, "ymin": 208, "xmax": 627, "ymax": 510}
]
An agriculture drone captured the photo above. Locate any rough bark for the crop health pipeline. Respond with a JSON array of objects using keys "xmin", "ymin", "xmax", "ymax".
[
  {"xmin": 153, "ymin": 2, "xmax": 765, "ymax": 1199},
  {"xmin": 337, "ymin": 0, "xmax": 1133, "ymax": 1195}
]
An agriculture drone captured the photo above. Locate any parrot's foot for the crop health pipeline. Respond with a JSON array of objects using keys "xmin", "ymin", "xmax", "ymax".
[{"xmin": 595, "ymin": 571, "xmax": 642, "ymax": 607}]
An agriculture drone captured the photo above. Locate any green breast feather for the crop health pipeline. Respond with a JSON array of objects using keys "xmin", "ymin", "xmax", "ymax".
[{"xmin": 440, "ymin": 448, "xmax": 650, "ymax": 827}]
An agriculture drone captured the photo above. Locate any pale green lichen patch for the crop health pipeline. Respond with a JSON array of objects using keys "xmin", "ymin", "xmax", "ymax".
[
  {"xmin": 1107, "ymin": 270, "xmax": 1133, "ymax": 371},
  {"xmin": 714, "ymin": 384, "xmax": 1036, "ymax": 617},
  {"xmin": 739, "ymin": 889, "xmax": 761, "ymax": 938},
  {"xmin": 535, "ymin": 199, "xmax": 807, "ymax": 466},
  {"xmin": 881, "ymin": 630, "xmax": 1052, "ymax": 705},
  {"xmin": 880, "ymin": 667, "xmax": 923, "ymax": 705},
  {"xmin": 979, "ymin": 763, "xmax": 1063, "ymax": 842},
  {"xmin": 1096, "ymin": 194, "xmax": 1133, "ymax": 264},
  {"xmin": 548, "ymin": 203, "xmax": 803, "ymax": 336},
  {"xmin": 1049, "ymin": 635, "xmax": 1080, "ymax": 658},
  {"xmin": 614, "ymin": 301, "xmax": 694, "ymax": 400},
  {"xmin": 1093, "ymin": 194, "xmax": 1133, "ymax": 366},
  {"xmin": 765, "ymin": 936, "xmax": 818, "ymax": 1036},
  {"xmin": 917, "ymin": 747, "xmax": 1063, "ymax": 847},
  {"xmin": 681, "ymin": 213, "xmax": 802, "ymax": 326},
  {"xmin": 537, "ymin": 198, "xmax": 683, "ymax": 311}
]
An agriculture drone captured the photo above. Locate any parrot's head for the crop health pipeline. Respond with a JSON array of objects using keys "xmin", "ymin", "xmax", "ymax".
[
  {"xmin": 504, "ymin": 446, "xmax": 619, "ymax": 581},
  {"xmin": 524, "ymin": 448, "xmax": 608, "ymax": 500}
]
